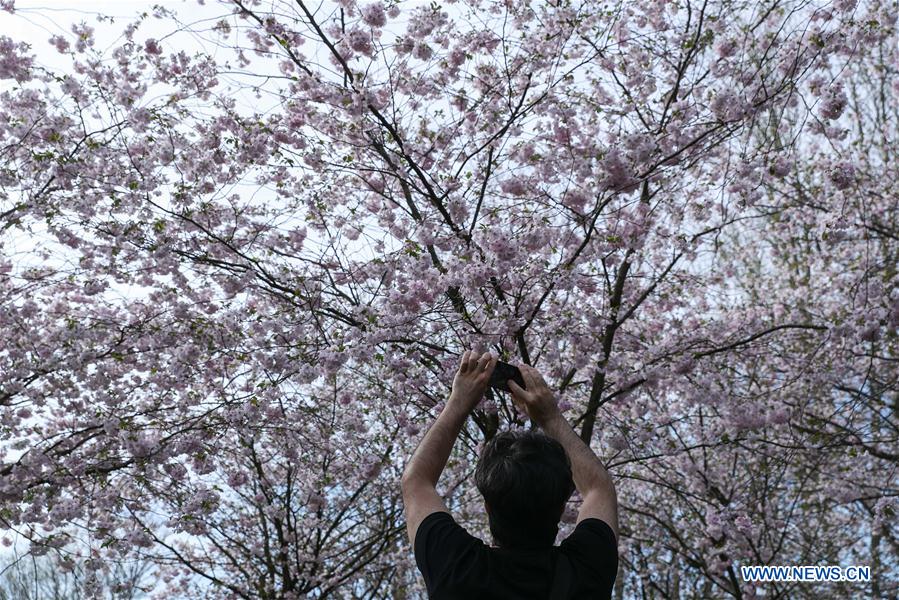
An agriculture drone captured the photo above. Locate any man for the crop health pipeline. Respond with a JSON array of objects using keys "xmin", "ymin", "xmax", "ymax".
[{"xmin": 401, "ymin": 350, "xmax": 619, "ymax": 599}]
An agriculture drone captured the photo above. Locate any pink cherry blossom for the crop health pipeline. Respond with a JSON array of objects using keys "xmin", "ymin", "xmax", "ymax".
[
  {"xmin": 0, "ymin": 0, "xmax": 895, "ymax": 597},
  {"xmin": 361, "ymin": 2, "xmax": 387, "ymax": 28}
]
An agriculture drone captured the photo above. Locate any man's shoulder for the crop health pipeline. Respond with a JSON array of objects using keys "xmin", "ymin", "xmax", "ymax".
[
  {"xmin": 415, "ymin": 511, "xmax": 488, "ymax": 596},
  {"xmin": 557, "ymin": 519, "xmax": 619, "ymax": 598},
  {"xmin": 415, "ymin": 511, "xmax": 480, "ymax": 552},
  {"xmin": 421, "ymin": 510, "xmax": 455, "ymax": 527},
  {"xmin": 559, "ymin": 517, "xmax": 618, "ymax": 561},
  {"xmin": 562, "ymin": 518, "xmax": 618, "ymax": 545}
]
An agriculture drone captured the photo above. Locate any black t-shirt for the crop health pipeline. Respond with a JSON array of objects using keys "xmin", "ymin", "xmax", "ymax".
[{"xmin": 414, "ymin": 511, "xmax": 618, "ymax": 599}]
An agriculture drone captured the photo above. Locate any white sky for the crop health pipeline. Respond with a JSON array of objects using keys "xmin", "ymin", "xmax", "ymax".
[{"xmin": 2, "ymin": 1, "xmax": 222, "ymax": 66}]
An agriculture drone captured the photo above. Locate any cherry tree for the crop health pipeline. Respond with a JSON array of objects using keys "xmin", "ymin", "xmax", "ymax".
[
  {"xmin": 0, "ymin": 549, "xmax": 149, "ymax": 599},
  {"xmin": 0, "ymin": 0, "xmax": 896, "ymax": 597}
]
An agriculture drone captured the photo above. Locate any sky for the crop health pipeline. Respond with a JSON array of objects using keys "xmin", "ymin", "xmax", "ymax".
[{"xmin": 1, "ymin": 1, "xmax": 230, "ymax": 74}]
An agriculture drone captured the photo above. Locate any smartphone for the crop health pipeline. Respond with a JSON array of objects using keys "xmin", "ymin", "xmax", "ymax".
[{"xmin": 489, "ymin": 360, "xmax": 526, "ymax": 392}]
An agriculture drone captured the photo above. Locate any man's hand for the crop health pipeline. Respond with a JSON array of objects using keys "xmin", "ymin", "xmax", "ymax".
[
  {"xmin": 448, "ymin": 350, "xmax": 497, "ymax": 414},
  {"xmin": 508, "ymin": 364, "xmax": 562, "ymax": 426}
]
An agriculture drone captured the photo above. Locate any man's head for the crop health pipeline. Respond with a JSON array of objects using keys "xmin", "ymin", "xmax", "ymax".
[{"xmin": 475, "ymin": 429, "xmax": 575, "ymax": 549}]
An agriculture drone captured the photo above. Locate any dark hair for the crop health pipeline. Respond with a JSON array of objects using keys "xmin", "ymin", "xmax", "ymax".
[{"xmin": 475, "ymin": 429, "xmax": 575, "ymax": 549}]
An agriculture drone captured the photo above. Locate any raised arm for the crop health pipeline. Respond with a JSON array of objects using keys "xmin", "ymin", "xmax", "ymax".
[
  {"xmin": 401, "ymin": 350, "xmax": 498, "ymax": 547},
  {"xmin": 508, "ymin": 365, "xmax": 620, "ymax": 542}
]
